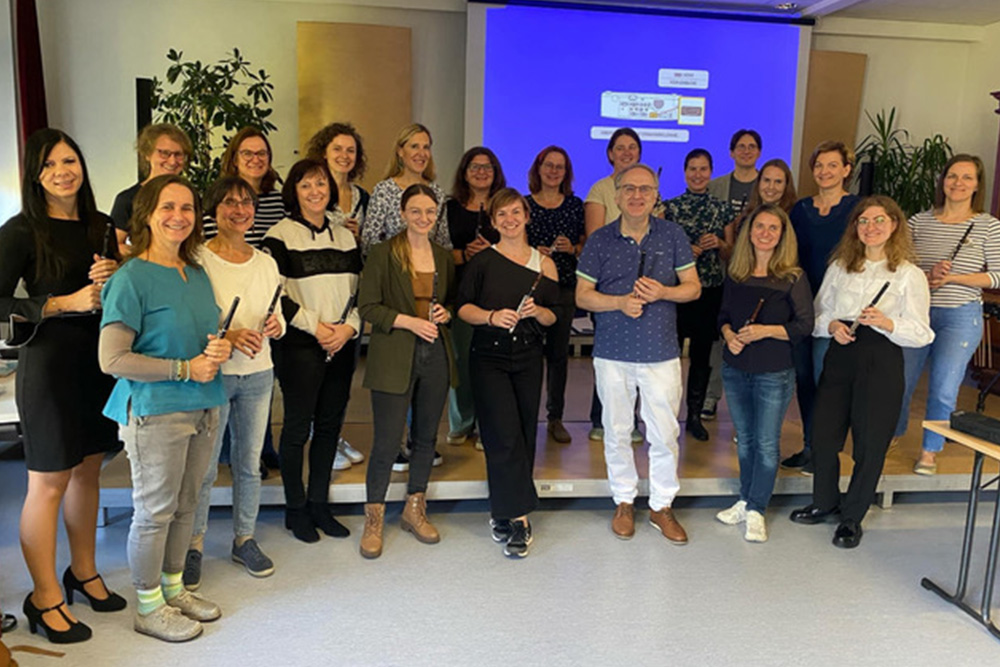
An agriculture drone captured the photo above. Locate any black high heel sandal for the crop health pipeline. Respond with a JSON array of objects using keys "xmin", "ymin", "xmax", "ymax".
[
  {"xmin": 63, "ymin": 568, "xmax": 127, "ymax": 612},
  {"xmin": 1, "ymin": 612, "xmax": 15, "ymax": 633},
  {"xmin": 22, "ymin": 594, "xmax": 92, "ymax": 644}
]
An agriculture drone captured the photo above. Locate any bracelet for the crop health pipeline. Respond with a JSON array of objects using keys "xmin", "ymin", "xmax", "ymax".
[
  {"xmin": 183, "ymin": 360, "xmax": 191, "ymax": 382},
  {"xmin": 171, "ymin": 359, "xmax": 184, "ymax": 382},
  {"xmin": 487, "ymin": 310, "xmax": 495, "ymax": 326}
]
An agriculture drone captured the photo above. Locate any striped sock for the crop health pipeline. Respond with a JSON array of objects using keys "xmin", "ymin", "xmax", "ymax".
[
  {"xmin": 161, "ymin": 571, "xmax": 184, "ymax": 600},
  {"xmin": 137, "ymin": 587, "xmax": 165, "ymax": 616}
]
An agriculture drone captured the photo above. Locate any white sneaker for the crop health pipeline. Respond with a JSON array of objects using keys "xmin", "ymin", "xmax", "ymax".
[
  {"xmin": 333, "ymin": 450, "xmax": 352, "ymax": 471},
  {"xmin": 134, "ymin": 604, "xmax": 203, "ymax": 642},
  {"xmin": 745, "ymin": 510, "xmax": 768, "ymax": 543},
  {"xmin": 338, "ymin": 438, "xmax": 364, "ymax": 463},
  {"xmin": 715, "ymin": 500, "xmax": 747, "ymax": 525}
]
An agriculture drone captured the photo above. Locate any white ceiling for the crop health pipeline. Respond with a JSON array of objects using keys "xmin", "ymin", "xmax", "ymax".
[{"xmin": 520, "ymin": 0, "xmax": 1000, "ymax": 25}]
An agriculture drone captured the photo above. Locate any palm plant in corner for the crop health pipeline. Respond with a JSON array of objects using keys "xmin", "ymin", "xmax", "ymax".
[
  {"xmin": 150, "ymin": 48, "xmax": 277, "ymax": 192},
  {"xmin": 856, "ymin": 107, "xmax": 953, "ymax": 217}
]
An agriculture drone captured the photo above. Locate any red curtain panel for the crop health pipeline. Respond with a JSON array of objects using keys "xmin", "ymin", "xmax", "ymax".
[{"xmin": 13, "ymin": 0, "xmax": 48, "ymax": 172}]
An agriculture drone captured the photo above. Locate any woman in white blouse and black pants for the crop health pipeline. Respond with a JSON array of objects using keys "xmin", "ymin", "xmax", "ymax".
[{"xmin": 790, "ymin": 195, "xmax": 934, "ymax": 549}]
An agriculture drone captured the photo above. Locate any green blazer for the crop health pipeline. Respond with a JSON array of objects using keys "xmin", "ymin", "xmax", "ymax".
[{"xmin": 358, "ymin": 239, "xmax": 457, "ymax": 394}]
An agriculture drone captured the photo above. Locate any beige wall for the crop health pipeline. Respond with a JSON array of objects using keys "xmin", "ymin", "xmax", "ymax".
[
  {"xmin": 35, "ymin": 0, "xmax": 466, "ymax": 211},
  {"xmin": 13, "ymin": 3, "xmax": 1000, "ymax": 216},
  {"xmin": 812, "ymin": 16, "xmax": 999, "ymax": 204}
]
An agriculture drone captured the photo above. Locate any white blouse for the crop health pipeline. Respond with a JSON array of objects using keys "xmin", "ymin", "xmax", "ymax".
[{"xmin": 813, "ymin": 258, "xmax": 934, "ymax": 348}]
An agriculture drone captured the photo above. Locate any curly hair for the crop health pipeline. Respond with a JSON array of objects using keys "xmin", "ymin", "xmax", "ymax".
[{"xmin": 305, "ymin": 122, "xmax": 367, "ymax": 183}]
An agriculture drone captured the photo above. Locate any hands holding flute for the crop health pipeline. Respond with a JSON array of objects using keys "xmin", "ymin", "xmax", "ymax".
[{"xmin": 188, "ymin": 334, "xmax": 233, "ymax": 383}]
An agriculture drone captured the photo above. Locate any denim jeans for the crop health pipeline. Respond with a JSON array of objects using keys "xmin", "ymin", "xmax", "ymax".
[
  {"xmin": 722, "ymin": 364, "xmax": 795, "ymax": 513},
  {"xmin": 894, "ymin": 301, "xmax": 982, "ymax": 452},
  {"xmin": 121, "ymin": 408, "xmax": 219, "ymax": 590},
  {"xmin": 192, "ymin": 369, "xmax": 274, "ymax": 541}
]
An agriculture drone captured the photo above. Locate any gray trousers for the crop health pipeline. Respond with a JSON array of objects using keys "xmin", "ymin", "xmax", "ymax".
[{"xmin": 122, "ymin": 408, "xmax": 219, "ymax": 590}]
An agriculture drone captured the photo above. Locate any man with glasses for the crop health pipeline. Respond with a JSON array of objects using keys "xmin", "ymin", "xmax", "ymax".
[
  {"xmin": 708, "ymin": 129, "xmax": 762, "ymax": 215},
  {"xmin": 576, "ymin": 164, "xmax": 701, "ymax": 544}
]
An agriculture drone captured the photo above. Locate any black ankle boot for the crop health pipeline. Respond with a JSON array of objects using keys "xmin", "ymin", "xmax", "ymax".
[
  {"xmin": 285, "ymin": 506, "xmax": 319, "ymax": 543},
  {"xmin": 308, "ymin": 501, "xmax": 350, "ymax": 538},
  {"xmin": 686, "ymin": 408, "xmax": 709, "ymax": 441}
]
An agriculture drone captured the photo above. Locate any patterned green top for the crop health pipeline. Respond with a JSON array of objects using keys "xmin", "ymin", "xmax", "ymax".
[{"xmin": 663, "ymin": 190, "xmax": 732, "ymax": 288}]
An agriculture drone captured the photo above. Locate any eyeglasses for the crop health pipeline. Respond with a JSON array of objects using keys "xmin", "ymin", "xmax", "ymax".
[
  {"xmin": 468, "ymin": 163, "xmax": 494, "ymax": 173},
  {"xmin": 735, "ymin": 143, "xmax": 759, "ymax": 152},
  {"xmin": 239, "ymin": 149, "xmax": 268, "ymax": 161},
  {"xmin": 155, "ymin": 149, "xmax": 186, "ymax": 161},
  {"xmin": 542, "ymin": 162, "xmax": 566, "ymax": 172},
  {"xmin": 857, "ymin": 215, "xmax": 891, "ymax": 227},
  {"xmin": 221, "ymin": 197, "xmax": 254, "ymax": 209},
  {"xmin": 618, "ymin": 184, "xmax": 656, "ymax": 197}
]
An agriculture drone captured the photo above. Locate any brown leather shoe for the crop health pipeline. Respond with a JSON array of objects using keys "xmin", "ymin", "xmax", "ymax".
[
  {"xmin": 649, "ymin": 507, "xmax": 688, "ymax": 545},
  {"xmin": 612, "ymin": 502, "xmax": 635, "ymax": 539},
  {"xmin": 547, "ymin": 419, "xmax": 572, "ymax": 443},
  {"xmin": 360, "ymin": 503, "xmax": 385, "ymax": 559},
  {"xmin": 400, "ymin": 493, "xmax": 440, "ymax": 544}
]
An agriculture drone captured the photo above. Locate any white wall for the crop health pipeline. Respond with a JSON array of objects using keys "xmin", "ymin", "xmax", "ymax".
[
  {"xmin": 22, "ymin": 3, "xmax": 1000, "ymax": 214},
  {"xmin": 35, "ymin": 0, "xmax": 466, "ymax": 211},
  {"xmin": 812, "ymin": 16, "xmax": 1000, "ymax": 205}
]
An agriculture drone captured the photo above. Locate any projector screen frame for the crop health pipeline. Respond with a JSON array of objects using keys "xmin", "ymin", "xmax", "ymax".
[{"xmin": 465, "ymin": 1, "xmax": 814, "ymax": 193}]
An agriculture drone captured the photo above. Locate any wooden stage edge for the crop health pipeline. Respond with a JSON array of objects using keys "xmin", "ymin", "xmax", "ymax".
[{"xmin": 97, "ymin": 357, "xmax": 1000, "ymax": 517}]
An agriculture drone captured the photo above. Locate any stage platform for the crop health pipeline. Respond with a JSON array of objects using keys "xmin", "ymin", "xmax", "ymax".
[{"xmin": 98, "ymin": 355, "xmax": 998, "ymax": 518}]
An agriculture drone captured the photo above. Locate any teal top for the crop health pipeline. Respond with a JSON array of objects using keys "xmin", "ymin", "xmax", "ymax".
[{"xmin": 100, "ymin": 258, "xmax": 225, "ymax": 424}]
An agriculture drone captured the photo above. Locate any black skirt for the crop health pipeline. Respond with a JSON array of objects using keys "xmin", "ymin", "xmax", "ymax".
[{"xmin": 15, "ymin": 314, "xmax": 119, "ymax": 472}]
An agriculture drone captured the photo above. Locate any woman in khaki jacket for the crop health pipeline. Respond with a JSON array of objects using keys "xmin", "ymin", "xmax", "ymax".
[{"xmin": 357, "ymin": 184, "xmax": 457, "ymax": 558}]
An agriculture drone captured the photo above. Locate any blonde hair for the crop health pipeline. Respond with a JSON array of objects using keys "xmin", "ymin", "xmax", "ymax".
[
  {"xmin": 136, "ymin": 123, "xmax": 192, "ymax": 180},
  {"xmin": 727, "ymin": 204, "xmax": 802, "ymax": 283},
  {"xmin": 384, "ymin": 123, "xmax": 435, "ymax": 181},
  {"xmin": 829, "ymin": 195, "xmax": 915, "ymax": 273}
]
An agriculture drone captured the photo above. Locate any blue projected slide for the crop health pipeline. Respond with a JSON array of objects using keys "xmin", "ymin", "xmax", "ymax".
[{"xmin": 480, "ymin": 5, "xmax": 803, "ymax": 198}]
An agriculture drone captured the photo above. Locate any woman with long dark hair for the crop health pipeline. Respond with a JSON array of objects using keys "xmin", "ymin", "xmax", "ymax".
[
  {"xmin": 357, "ymin": 184, "xmax": 456, "ymax": 558},
  {"xmin": 99, "ymin": 175, "xmax": 231, "ymax": 641},
  {"xmin": 458, "ymin": 188, "xmax": 558, "ymax": 558},
  {"xmin": 0, "ymin": 129, "xmax": 123, "ymax": 644},
  {"xmin": 790, "ymin": 196, "xmax": 933, "ymax": 548}
]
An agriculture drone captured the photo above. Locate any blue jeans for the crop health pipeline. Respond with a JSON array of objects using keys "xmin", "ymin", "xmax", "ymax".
[
  {"xmin": 723, "ymin": 364, "xmax": 795, "ymax": 513},
  {"xmin": 894, "ymin": 302, "xmax": 982, "ymax": 452},
  {"xmin": 192, "ymin": 368, "xmax": 274, "ymax": 540}
]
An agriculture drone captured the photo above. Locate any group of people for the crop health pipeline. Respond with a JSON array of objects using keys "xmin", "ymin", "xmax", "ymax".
[{"xmin": 0, "ymin": 117, "xmax": 996, "ymax": 646}]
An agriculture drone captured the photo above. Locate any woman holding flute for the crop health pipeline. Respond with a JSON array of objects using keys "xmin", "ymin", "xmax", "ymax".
[
  {"xmin": 357, "ymin": 184, "xmax": 456, "ymax": 559},
  {"xmin": 716, "ymin": 204, "xmax": 812, "ymax": 543},
  {"xmin": 457, "ymin": 188, "xmax": 558, "ymax": 558},
  {"xmin": 790, "ymin": 195, "xmax": 933, "ymax": 549}
]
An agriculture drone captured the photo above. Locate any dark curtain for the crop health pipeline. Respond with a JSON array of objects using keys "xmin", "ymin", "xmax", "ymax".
[{"xmin": 13, "ymin": 0, "xmax": 48, "ymax": 171}]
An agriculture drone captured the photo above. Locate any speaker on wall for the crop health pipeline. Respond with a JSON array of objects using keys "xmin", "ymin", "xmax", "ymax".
[
  {"xmin": 858, "ymin": 161, "xmax": 874, "ymax": 197},
  {"xmin": 135, "ymin": 78, "xmax": 154, "ymax": 180}
]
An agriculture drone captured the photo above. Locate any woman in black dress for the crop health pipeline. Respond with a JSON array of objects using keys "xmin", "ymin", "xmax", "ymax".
[
  {"xmin": 0, "ymin": 129, "xmax": 125, "ymax": 644},
  {"xmin": 457, "ymin": 188, "xmax": 558, "ymax": 558}
]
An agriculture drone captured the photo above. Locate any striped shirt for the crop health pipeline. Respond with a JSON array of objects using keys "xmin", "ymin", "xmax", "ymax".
[
  {"xmin": 204, "ymin": 190, "xmax": 286, "ymax": 248},
  {"xmin": 908, "ymin": 210, "xmax": 1000, "ymax": 308},
  {"xmin": 261, "ymin": 215, "xmax": 362, "ymax": 345}
]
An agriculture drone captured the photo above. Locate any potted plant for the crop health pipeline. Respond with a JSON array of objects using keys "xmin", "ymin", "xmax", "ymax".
[
  {"xmin": 855, "ymin": 108, "xmax": 953, "ymax": 217},
  {"xmin": 150, "ymin": 48, "xmax": 277, "ymax": 191}
]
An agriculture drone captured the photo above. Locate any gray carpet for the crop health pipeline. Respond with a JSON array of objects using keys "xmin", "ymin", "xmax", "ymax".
[{"xmin": 1, "ymin": 458, "xmax": 998, "ymax": 666}]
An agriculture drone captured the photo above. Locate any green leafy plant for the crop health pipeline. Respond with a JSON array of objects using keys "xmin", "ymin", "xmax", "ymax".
[
  {"xmin": 150, "ymin": 48, "xmax": 277, "ymax": 192},
  {"xmin": 855, "ymin": 108, "xmax": 953, "ymax": 217}
]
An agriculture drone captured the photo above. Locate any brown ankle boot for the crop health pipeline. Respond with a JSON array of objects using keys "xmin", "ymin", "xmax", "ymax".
[
  {"xmin": 360, "ymin": 503, "xmax": 385, "ymax": 559},
  {"xmin": 400, "ymin": 493, "xmax": 440, "ymax": 544}
]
